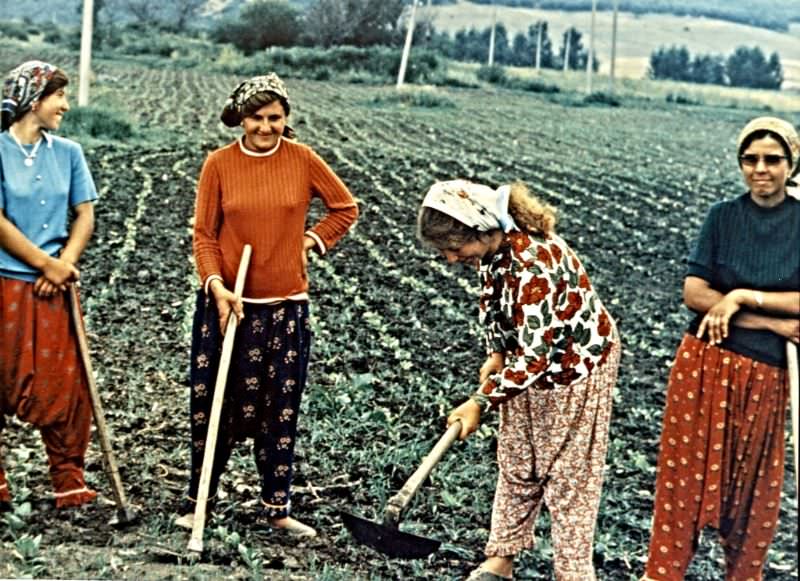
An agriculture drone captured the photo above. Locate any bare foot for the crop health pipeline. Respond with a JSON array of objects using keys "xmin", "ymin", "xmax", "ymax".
[
  {"xmin": 482, "ymin": 556, "xmax": 513, "ymax": 578},
  {"xmin": 267, "ymin": 516, "xmax": 317, "ymax": 537}
]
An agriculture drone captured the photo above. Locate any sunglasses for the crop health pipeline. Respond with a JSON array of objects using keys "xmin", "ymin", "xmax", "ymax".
[{"xmin": 739, "ymin": 154, "xmax": 787, "ymax": 167}]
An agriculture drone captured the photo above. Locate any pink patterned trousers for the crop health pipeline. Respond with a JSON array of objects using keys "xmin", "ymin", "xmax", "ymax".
[{"xmin": 486, "ymin": 341, "xmax": 621, "ymax": 581}]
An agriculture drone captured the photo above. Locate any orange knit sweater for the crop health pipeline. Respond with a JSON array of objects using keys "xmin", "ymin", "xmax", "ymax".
[{"xmin": 193, "ymin": 138, "xmax": 358, "ymax": 298}]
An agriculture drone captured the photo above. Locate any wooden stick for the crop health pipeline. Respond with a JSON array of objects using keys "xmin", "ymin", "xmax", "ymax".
[
  {"xmin": 787, "ymin": 341, "xmax": 799, "ymax": 491},
  {"xmin": 188, "ymin": 244, "xmax": 252, "ymax": 553},
  {"xmin": 382, "ymin": 421, "xmax": 461, "ymax": 527},
  {"xmin": 68, "ymin": 284, "xmax": 135, "ymax": 524}
]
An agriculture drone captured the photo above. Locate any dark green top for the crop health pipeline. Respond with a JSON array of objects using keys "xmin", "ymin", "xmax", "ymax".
[{"xmin": 686, "ymin": 192, "xmax": 800, "ymax": 368}]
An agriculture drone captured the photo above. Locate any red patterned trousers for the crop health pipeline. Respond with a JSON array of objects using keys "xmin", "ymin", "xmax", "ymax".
[
  {"xmin": 644, "ymin": 334, "xmax": 787, "ymax": 581},
  {"xmin": 0, "ymin": 277, "xmax": 96, "ymax": 508}
]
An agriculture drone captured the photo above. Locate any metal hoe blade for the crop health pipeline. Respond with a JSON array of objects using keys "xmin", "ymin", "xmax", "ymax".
[
  {"xmin": 341, "ymin": 511, "xmax": 441, "ymax": 559},
  {"xmin": 340, "ymin": 422, "xmax": 462, "ymax": 559}
]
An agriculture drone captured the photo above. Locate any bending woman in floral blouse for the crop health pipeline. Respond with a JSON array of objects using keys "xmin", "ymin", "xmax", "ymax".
[{"xmin": 417, "ymin": 180, "xmax": 621, "ymax": 581}]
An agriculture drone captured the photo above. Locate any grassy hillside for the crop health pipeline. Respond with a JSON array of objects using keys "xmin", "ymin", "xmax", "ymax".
[
  {"xmin": 0, "ymin": 0, "xmax": 314, "ymax": 25},
  {"xmin": 429, "ymin": 1, "xmax": 800, "ymax": 91},
  {"xmin": 466, "ymin": 0, "xmax": 800, "ymax": 31}
]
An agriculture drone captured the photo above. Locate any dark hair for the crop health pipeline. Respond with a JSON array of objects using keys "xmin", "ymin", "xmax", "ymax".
[
  {"xmin": 240, "ymin": 91, "xmax": 290, "ymax": 118},
  {"xmin": 41, "ymin": 68, "xmax": 69, "ymax": 99},
  {"xmin": 417, "ymin": 206, "xmax": 485, "ymax": 250},
  {"xmin": 738, "ymin": 129, "xmax": 792, "ymax": 164},
  {"xmin": 2, "ymin": 68, "xmax": 69, "ymax": 129},
  {"xmin": 219, "ymin": 91, "xmax": 294, "ymax": 138}
]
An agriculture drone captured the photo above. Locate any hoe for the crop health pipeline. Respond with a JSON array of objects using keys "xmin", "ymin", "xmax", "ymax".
[{"xmin": 341, "ymin": 420, "xmax": 462, "ymax": 559}]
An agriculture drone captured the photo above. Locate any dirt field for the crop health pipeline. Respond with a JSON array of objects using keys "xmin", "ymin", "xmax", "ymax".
[{"xmin": 0, "ymin": 46, "xmax": 797, "ymax": 580}]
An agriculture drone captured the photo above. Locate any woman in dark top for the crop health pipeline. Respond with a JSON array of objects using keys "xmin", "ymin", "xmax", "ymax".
[{"xmin": 643, "ymin": 117, "xmax": 800, "ymax": 581}]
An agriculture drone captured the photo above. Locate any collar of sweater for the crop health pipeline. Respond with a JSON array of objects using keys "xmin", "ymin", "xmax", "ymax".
[{"xmin": 238, "ymin": 135, "xmax": 282, "ymax": 158}]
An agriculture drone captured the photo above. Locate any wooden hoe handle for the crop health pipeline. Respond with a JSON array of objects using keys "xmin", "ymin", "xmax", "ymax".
[
  {"xmin": 188, "ymin": 244, "xmax": 252, "ymax": 553},
  {"xmin": 383, "ymin": 421, "xmax": 462, "ymax": 526},
  {"xmin": 787, "ymin": 341, "xmax": 799, "ymax": 492},
  {"xmin": 69, "ymin": 284, "xmax": 133, "ymax": 522}
]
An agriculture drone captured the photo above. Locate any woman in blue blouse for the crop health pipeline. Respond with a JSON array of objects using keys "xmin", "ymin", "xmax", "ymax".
[{"xmin": 0, "ymin": 61, "xmax": 98, "ymax": 509}]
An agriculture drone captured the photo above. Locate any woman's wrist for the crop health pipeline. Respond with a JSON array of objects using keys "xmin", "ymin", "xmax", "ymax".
[
  {"xmin": 469, "ymin": 392, "xmax": 490, "ymax": 412},
  {"xmin": 731, "ymin": 288, "xmax": 764, "ymax": 309},
  {"xmin": 752, "ymin": 289, "xmax": 764, "ymax": 309},
  {"xmin": 725, "ymin": 288, "xmax": 748, "ymax": 306},
  {"xmin": 208, "ymin": 278, "xmax": 226, "ymax": 296}
]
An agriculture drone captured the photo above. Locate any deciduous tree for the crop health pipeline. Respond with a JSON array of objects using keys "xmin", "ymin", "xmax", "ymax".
[
  {"xmin": 212, "ymin": 0, "xmax": 302, "ymax": 54},
  {"xmin": 726, "ymin": 46, "xmax": 782, "ymax": 89},
  {"xmin": 303, "ymin": 0, "xmax": 405, "ymax": 47},
  {"xmin": 559, "ymin": 27, "xmax": 594, "ymax": 71}
]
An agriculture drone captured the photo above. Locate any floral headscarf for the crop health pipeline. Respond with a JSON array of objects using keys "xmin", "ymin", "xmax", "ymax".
[
  {"xmin": 1, "ymin": 60, "xmax": 58, "ymax": 131},
  {"xmin": 736, "ymin": 116, "xmax": 800, "ymax": 179},
  {"xmin": 422, "ymin": 179, "xmax": 518, "ymax": 233},
  {"xmin": 220, "ymin": 72, "xmax": 291, "ymax": 128}
]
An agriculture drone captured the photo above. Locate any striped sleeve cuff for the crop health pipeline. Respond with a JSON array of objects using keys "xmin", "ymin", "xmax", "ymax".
[
  {"xmin": 203, "ymin": 274, "xmax": 223, "ymax": 295},
  {"xmin": 305, "ymin": 230, "xmax": 327, "ymax": 256}
]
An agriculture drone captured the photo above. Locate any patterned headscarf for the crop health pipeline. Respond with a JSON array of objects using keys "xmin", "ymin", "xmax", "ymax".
[
  {"xmin": 422, "ymin": 180, "xmax": 518, "ymax": 233},
  {"xmin": 736, "ymin": 116, "xmax": 800, "ymax": 179},
  {"xmin": 220, "ymin": 72, "xmax": 291, "ymax": 127},
  {"xmin": 1, "ymin": 60, "xmax": 58, "ymax": 131}
]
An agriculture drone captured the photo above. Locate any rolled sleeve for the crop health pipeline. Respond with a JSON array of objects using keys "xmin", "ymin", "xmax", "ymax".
[
  {"xmin": 69, "ymin": 143, "xmax": 98, "ymax": 207},
  {"xmin": 192, "ymin": 155, "xmax": 224, "ymax": 285}
]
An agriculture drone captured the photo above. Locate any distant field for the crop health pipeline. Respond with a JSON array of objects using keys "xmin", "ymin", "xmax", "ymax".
[{"xmin": 428, "ymin": 1, "xmax": 800, "ymax": 91}]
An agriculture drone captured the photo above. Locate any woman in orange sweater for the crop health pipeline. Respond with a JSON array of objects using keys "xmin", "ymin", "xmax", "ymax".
[{"xmin": 177, "ymin": 73, "xmax": 358, "ymax": 536}]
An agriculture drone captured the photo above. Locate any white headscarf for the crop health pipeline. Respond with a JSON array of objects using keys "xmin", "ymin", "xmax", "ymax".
[{"xmin": 421, "ymin": 179, "xmax": 518, "ymax": 232}]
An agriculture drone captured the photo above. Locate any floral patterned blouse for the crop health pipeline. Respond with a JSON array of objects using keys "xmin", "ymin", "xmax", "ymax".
[{"xmin": 477, "ymin": 230, "xmax": 616, "ymax": 409}]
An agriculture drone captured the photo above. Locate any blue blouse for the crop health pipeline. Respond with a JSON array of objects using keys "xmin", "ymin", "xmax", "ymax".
[{"xmin": 0, "ymin": 131, "xmax": 98, "ymax": 282}]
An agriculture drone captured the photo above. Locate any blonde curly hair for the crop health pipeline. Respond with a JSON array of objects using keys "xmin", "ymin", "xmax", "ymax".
[{"xmin": 507, "ymin": 181, "xmax": 556, "ymax": 236}]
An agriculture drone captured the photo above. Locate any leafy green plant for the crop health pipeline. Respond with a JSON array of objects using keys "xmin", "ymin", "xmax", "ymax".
[
  {"xmin": 666, "ymin": 92, "xmax": 705, "ymax": 106},
  {"xmin": 476, "ymin": 64, "xmax": 508, "ymax": 84},
  {"xmin": 371, "ymin": 88, "xmax": 456, "ymax": 108},
  {"xmin": 504, "ymin": 76, "xmax": 561, "ymax": 93},
  {"xmin": 60, "ymin": 107, "xmax": 134, "ymax": 140},
  {"xmin": 0, "ymin": 20, "xmax": 31, "ymax": 41},
  {"xmin": 12, "ymin": 534, "xmax": 47, "ymax": 578},
  {"xmin": 1, "ymin": 501, "xmax": 32, "ymax": 541},
  {"xmin": 584, "ymin": 91, "xmax": 622, "ymax": 106},
  {"xmin": 237, "ymin": 543, "xmax": 264, "ymax": 581}
]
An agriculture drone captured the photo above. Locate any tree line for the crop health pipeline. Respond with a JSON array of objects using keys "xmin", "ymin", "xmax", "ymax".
[
  {"xmin": 59, "ymin": 0, "xmax": 787, "ymax": 91},
  {"xmin": 206, "ymin": 1, "xmax": 598, "ymax": 72},
  {"xmin": 427, "ymin": 23, "xmax": 598, "ymax": 72},
  {"xmin": 465, "ymin": 0, "xmax": 799, "ymax": 33},
  {"xmin": 648, "ymin": 45, "xmax": 784, "ymax": 90}
]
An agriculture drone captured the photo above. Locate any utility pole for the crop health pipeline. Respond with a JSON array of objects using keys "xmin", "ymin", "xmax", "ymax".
[
  {"xmin": 488, "ymin": 1, "xmax": 497, "ymax": 66},
  {"xmin": 586, "ymin": 0, "xmax": 596, "ymax": 94},
  {"xmin": 563, "ymin": 30, "xmax": 570, "ymax": 73},
  {"xmin": 609, "ymin": 0, "xmax": 619, "ymax": 93},
  {"xmin": 425, "ymin": 0, "xmax": 432, "ymax": 43},
  {"xmin": 397, "ymin": 0, "xmax": 419, "ymax": 89},
  {"xmin": 535, "ymin": 23, "xmax": 542, "ymax": 72},
  {"xmin": 78, "ymin": 0, "xmax": 94, "ymax": 106}
]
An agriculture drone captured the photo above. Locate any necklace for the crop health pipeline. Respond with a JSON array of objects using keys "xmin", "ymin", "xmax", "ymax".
[{"xmin": 9, "ymin": 130, "xmax": 42, "ymax": 167}]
